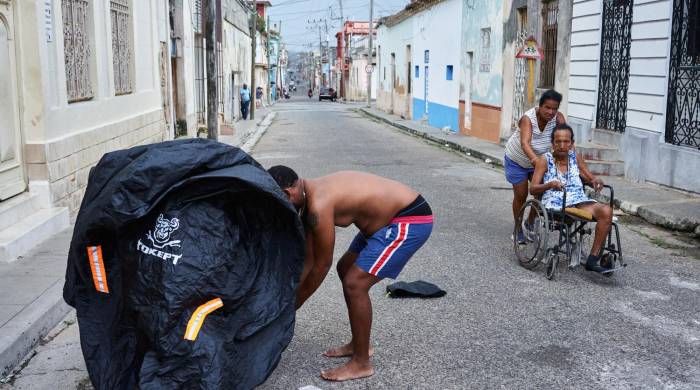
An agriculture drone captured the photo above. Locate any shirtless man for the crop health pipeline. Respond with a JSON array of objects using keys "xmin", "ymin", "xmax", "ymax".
[{"xmin": 267, "ymin": 166, "xmax": 434, "ymax": 382}]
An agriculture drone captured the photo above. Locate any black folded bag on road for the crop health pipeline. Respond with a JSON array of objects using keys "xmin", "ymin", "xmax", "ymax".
[
  {"xmin": 63, "ymin": 139, "xmax": 304, "ymax": 390},
  {"xmin": 386, "ymin": 280, "xmax": 446, "ymax": 298}
]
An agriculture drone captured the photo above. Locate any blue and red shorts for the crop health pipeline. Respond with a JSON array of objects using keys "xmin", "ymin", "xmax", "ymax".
[{"xmin": 349, "ymin": 195, "xmax": 433, "ymax": 279}]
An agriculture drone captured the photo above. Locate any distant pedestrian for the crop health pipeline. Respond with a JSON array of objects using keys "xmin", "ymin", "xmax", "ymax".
[
  {"xmin": 256, "ymin": 86, "xmax": 263, "ymax": 108},
  {"xmin": 504, "ymin": 89, "xmax": 566, "ymax": 243},
  {"xmin": 240, "ymin": 84, "xmax": 251, "ymax": 120}
]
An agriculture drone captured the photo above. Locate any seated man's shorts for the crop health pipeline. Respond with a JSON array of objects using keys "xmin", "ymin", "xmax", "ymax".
[
  {"xmin": 504, "ymin": 154, "xmax": 534, "ymax": 185},
  {"xmin": 348, "ymin": 195, "xmax": 433, "ymax": 279}
]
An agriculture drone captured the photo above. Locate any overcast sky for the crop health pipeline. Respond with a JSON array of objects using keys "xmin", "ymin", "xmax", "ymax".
[{"xmin": 265, "ymin": 0, "xmax": 410, "ymax": 52}]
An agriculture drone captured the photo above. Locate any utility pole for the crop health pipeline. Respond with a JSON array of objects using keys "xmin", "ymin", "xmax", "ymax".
[
  {"xmin": 338, "ymin": 0, "xmax": 345, "ymax": 100},
  {"xmin": 205, "ymin": 0, "xmax": 218, "ymax": 139},
  {"xmin": 324, "ymin": 17, "xmax": 332, "ymax": 89},
  {"xmin": 317, "ymin": 25, "xmax": 323, "ymax": 86},
  {"xmin": 249, "ymin": 8, "xmax": 257, "ymax": 120},
  {"xmin": 366, "ymin": 0, "xmax": 373, "ymax": 108}
]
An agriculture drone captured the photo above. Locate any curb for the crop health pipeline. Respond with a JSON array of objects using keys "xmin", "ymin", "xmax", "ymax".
[
  {"xmin": 241, "ymin": 111, "xmax": 277, "ymax": 153},
  {"xmin": 359, "ymin": 108, "xmax": 504, "ymax": 167},
  {"xmin": 358, "ymin": 108, "xmax": 699, "ymax": 233},
  {"xmin": 0, "ymin": 280, "xmax": 72, "ymax": 378}
]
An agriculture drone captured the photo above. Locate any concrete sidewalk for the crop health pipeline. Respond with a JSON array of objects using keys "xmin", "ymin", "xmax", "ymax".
[
  {"xmin": 220, "ymin": 106, "xmax": 276, "ymax": 153},
  {"xmin": 0, "ymin": 110, "xmax": 277, "ymax": 381},
  {"xmin": 220, "ymin": 105, "xmax": 275, "ymax": 151},
  {"xmin": 359, "ymin": 106, "xmax": 700, "ymax": 234},
  {"xmin": 0, "ymin": 229, "xmax": 73, "ymax": 378}
]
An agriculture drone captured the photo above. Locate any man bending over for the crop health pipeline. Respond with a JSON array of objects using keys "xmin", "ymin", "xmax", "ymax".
[{"xmin": 267, "ymin": 167, "xmax": 434, "ymax": 382}]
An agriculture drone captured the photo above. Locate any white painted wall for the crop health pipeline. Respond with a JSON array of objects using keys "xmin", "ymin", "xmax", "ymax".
[
  {"xmin": 626, "ymin": 0, "xmax": 672, "ymax": 133},
  {"xmin": 179, "ymin": 0, "xmax": 198, "ymax": 130},
  {"xmin": 411, "ymin": 0, "xmax": 462, "ymax": 109},
  {"xmin": 222, "ymin": 20, "xmax": 252, "ymax": 123},
  {"xmin": 567, "ymin": 0, "xmax": 672, "ymax": 134},
  {"xmin": 31, "ymin": 0, "xmax": 164, "ymax": 143},
  {"xmin": 376, "ymin": 18, "xmax": 412, "ymax": 94},
  {"xmin": 565, "ymin": 0, "xmax": 602, "ymax": 123}
]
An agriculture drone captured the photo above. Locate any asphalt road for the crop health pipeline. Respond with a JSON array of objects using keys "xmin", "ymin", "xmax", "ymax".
[
  {"xmin": 255, "ymin": 97, "xmax": 700, "ymax": 390},
  {"xmin": 3, "ymin": 96, "xmax": 699, "ymax": 390}
]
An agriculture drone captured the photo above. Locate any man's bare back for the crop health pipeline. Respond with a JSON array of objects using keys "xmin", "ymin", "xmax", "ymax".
[
  {"xmin": 268, "ymin": 166, "xmax": 433, "ymax": 382},
  {"xmin": 303, "ymin": 171, "xmax": 419, "ymax": 235}
]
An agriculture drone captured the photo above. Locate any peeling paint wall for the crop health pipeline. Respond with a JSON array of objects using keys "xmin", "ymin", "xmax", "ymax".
[
  {"xmin": 461, "ymin": 0, "xmax": 505, "ymax": 107},
  {"xmin": 376, "ymin": 18, "xmax": 413, "ymax": 118},
  {"xmin": 500, "ymin": 0, "xmax": 572, "ymax": 142},
  {"xmin": 459, "ymin": 0, "xmax": 504, "ymax": 141}
]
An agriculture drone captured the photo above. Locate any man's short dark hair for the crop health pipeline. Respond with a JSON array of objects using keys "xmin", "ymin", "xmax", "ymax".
[
  {"xmin": 551, "ymin": 123, "xmax": 575, "ymax": 143},
  {"xmin": 539, "ymin": 89, "xmax": 562, "ymax": 106},
  {"xmin": 268, "ymin": 165, "xmax": 298, "ymax": 189}
]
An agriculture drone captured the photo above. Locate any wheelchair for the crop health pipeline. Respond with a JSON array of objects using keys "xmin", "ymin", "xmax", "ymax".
[{"xmin": 513, "ymin": 183, "xmax": 626, "ymax": 280}]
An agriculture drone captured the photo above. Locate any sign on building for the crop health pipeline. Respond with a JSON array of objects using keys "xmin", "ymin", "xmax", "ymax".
[{"xmin": 515, "ymin": 36, "xmax": 544, "ymax": 60}]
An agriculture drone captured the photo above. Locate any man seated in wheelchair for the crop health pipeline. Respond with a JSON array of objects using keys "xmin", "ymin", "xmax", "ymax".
[{"xmin": 530, "ymin": 123, "xmax": 613, "ymax": 273}]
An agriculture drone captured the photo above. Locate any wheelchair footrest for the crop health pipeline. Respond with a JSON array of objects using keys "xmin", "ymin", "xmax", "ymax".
[{"xmin": 601, "ymin": 264, "xmax": 626, "ymax": 274}]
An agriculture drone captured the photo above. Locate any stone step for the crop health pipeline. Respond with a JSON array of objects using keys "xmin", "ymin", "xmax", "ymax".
[
  {"xmin": 577, "ymin": 142, "xmax": 623, "ymax": 162},
  {"xmin": 591, "ymin": 128, "xmax": 623, "ymax": 146},
  {"xmin": 585, "ymin": 159, "xmax": 625, "ymax": 177},
  {"xmin": 0, "ymin": 208, "xmax": 70, "ymax": 263},
  {"xmin": 0, "ymin": 193, "xmax": 44, "ymax": 232}
]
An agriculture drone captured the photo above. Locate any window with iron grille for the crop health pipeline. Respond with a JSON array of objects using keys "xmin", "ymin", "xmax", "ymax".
[
  {"xmin": 480, "ymin": 28, "xmax": 491, "ymax": 72},
  {"xmin": 193, "ymin": 0, "xmax": 202, "ymax": 34},
  {"xmin": 689, "ymin": 0, "xmax": 700, "ymax": 57},
  {"xmin": 665, "ymin": 0, "xmax": 700, "ymax": 149},
  {"xmin": 539, "ymin": 0, "xmax": 558, "ymax": 88},
  {"xmin": 111, "ymin": 0, "xmax": 132, "ymax": 95},
  {"xmin": 512, "ymin": 7, "xmax": 528, "ymax": 127},
  {"xmin": 62, "ymin": 0, "xmax": 93, "ymax": 102}
]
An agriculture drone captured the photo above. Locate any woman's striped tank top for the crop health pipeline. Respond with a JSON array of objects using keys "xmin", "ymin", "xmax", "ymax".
[{"xmin": 504, "ymin": 107, "xmax": 558, "ymax": 169}]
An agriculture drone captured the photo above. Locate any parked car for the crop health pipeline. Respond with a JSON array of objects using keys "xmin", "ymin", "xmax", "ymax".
[{"xmin": 319, "ymin": 87, "xmax": 337, "ymax": 102}]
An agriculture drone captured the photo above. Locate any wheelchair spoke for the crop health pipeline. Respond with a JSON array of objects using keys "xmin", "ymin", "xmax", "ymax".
[{"xmin": 514, "ymin": 199, "xmax": 549, "ymax": 270}]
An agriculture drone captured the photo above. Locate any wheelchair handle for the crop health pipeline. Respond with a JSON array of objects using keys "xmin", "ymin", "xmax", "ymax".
[{"xmin": 583, "ymin": 181, "xmax": 615, "ymax": 207}]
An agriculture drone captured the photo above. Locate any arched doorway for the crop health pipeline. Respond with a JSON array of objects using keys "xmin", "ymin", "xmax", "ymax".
[{"xmin": 0, "ymin": 3, "xmax": 27, "ymax": 200}]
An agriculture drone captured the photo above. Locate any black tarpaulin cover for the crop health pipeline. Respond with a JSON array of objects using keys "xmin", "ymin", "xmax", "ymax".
[{"xmin": 63, "ymin": 139, "xmax": 304, "ymax": 390}]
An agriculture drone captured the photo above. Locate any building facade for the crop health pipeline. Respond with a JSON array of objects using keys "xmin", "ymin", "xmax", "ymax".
[
  {"xmin": 459, "ymin": 0, "xmax": 505, "ymax": 142},
  {"xmin": 411, "ymin": 0, "xmax": 463, "ymax": 131},
  {"xmin": 500, "ymin": 0, "xmax": 574, "ymax": 143},
  {"xmin": 376, "ymin": 10, "xmax": 414, "ymax": 119},
  {"xmin": 222, "ymin": 0, "xmax": 252, "ymax": 123},
  {"xmin": 169, "ymin": 0, "xmax": 199, "ymax": 136},
  {"xmin": 336, "ymin": 21, "xmax": 376, "ymax": 102},
  {"xmin": 0, "ymin": 0, "xmax": 170, "ymax": 261},
  {"xmin": 268, "ymin": 30, "xmax": 280, "ymax": 101},
  {"xmin": 565, "ymin": 0, "xmax": 700, "ymax": 193},
  {"xmin": 347, "ymin": 35, "xmax": 377, "ymax": 101}
]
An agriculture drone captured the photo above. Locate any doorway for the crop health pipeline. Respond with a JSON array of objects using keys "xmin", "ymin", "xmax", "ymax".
[
  {"xmin": 463, "ymin": 52, "xmax": 474, "ymax": 130},
  {"xmin": 0, "ymin": 4, "xmax": 27, "ymax": 200},
  {"xmin": 390, "ymin": 53, "xmax": 396, "ymax": 112},
  {"xmin": 406, "ymin": 44, "xmax": 412, "ymax": 117},
  {"xmin": 424, "ymin": 66, "xmax": 429, "ymax": 115}
]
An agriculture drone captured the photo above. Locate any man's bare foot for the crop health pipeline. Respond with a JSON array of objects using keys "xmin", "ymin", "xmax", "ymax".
[
  {"xmin": 320, "ymin": 360, "xmax": 374, "ymax": 382},
  {"xmin": 322, "ymin": 343, "xmax": 374, "ymax": 358}
]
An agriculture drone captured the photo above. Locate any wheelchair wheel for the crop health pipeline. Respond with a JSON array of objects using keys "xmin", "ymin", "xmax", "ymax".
[
  {"xmin": 544, "ymin": 249, "xmax": 558, "ymax": 280},
  {"xmin": 514, "ymin": 199, "xmax": 549, "ymax": 270},
  {"xmin": 599, "ymin": 253, "xmax": 616, "ymax": 277}
]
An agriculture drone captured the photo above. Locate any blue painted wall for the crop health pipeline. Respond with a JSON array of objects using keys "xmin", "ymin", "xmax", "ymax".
[{"xmin": 413, "ymin": 98, "xmax": 459, "ymax": 131}]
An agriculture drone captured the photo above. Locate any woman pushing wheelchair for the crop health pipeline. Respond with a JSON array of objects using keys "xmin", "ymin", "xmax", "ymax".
[{"xmin": 529, "ymin": 123, "xmax": 613, "ymax": 273}]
